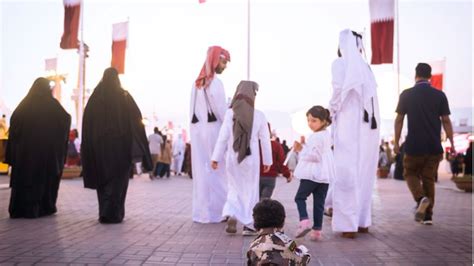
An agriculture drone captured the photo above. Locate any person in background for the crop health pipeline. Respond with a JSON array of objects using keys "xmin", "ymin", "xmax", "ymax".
[
  {"xmin": 148, "ymin": 127, "xmax": 163, "ymax": 179},
  {"xmin": 182, "ymin": 142, "xmax": 192, "ymax": 178},
  {"xmin": 384, "ymin": 141, "xmax": 394, "ymax": 168},
  {"xmin": 66, "ymin": 129, "xmax": 81, "ymax": 166},
  {"xmin": 464, "ymin": 142, "xmax": 472, "ymax": 176},
  {"xmin": 393, "ymin": 142, "xmax": 406, "ymax": 181},
  {"xmin": 155, "ymin": 136, "xmax": 172, "ymax": 178},
  {"xmin": 0, "ymin": 114, "xmax": 8, "ymax": 138},
  {"xmin": 259, "ymin": 123, "xmax": 292, "ymax": 199},
  {"xmin": 281, "ymin": 140, "xmax": 290, "ymax": 156},
  {"xmin": 172, "ymin": 134, "xmax": 186, "ymax": 176}
]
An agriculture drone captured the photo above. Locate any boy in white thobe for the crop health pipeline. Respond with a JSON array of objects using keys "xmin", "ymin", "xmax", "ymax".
[{"xmin": 211, "ymin": 80, "xmax": 272, "ymax": 236}]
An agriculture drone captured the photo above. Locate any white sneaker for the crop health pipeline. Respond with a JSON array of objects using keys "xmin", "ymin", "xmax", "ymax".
[{"xmin": 415, "ymin": 197, "xmax": 430, "ymax": 222}]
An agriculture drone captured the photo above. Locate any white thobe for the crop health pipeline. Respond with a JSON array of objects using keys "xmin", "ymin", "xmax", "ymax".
[
  {"xmin": 172, "ymin": 138, "xmax": 185, "ymax": 173},
  {"xmin": 190, "ymin": 77, "xmax": 228, "ymax": 223},
  {"xmin": 329, "ymin": 58, "xmax": 380, "ymax": 232},
  {"xmin": 211, "ymin": 109, "xmax": 272, "ymax": 226},
  {"xmin": 148, "ymin": 133, "xmax": 163, "ymax": 156}
]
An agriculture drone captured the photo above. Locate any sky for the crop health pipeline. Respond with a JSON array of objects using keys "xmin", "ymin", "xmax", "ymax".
[{"xmin": 1, "ymin": 0, "xmax": 472, "ymax": 142}]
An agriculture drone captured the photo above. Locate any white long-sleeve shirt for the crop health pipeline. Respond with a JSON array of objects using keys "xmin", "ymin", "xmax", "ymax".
[{"xmin": 294, "ymin": 129, "xmax": 335, "ymax": 184}]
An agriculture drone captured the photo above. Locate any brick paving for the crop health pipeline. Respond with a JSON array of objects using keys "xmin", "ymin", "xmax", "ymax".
[{"xmin": 0, "ymin": 172, "xmax": 471, "ymax": 265}]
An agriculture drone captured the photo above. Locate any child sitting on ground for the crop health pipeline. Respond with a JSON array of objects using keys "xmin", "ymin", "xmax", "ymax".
[{"xmin": 247, "ymin": 199, "xmax": 311, "ymax": 265}]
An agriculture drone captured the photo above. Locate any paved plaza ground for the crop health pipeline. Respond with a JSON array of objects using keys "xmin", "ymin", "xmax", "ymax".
[{"xmin": 0, "ymin": 172, "xmax": 472, "ymax": 265}]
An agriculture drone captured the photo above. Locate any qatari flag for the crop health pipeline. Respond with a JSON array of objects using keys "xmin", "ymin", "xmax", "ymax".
[
  {"xmin": 111, "ymin": 21, "xmax": 128, "ymax": 74},
  {"xmin": 60, "ymin": 0, "xmax": 81, "ymax": 49},
  {"xmin": 430, "ymin": 59, "xmax": 445, "ymax": 91},
  {"xmin": 369, "ymin": 0, "xmax": 394, "ymax": 64}
]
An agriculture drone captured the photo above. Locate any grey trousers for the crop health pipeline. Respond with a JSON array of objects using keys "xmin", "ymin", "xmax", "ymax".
[{"xmin": 259, "ymin": 177, "xmax": 276, "ymax": 199}]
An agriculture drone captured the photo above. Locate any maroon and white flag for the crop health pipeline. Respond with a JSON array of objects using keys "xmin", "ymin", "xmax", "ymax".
[
  {"xmin": 111, "ymin": 21, "xmax": 128, "ymax": 74},
  {"xmin": 199, "ymin": 0, "xmax": 206, "ymax": 3},
  {"xmin": 60, "ymin": 0, "xmax": 81, "ymax": 49},
  {"xmin": 45, "ymin": 58, "xmax": 58, "ymax": 71},
  {"xmin": 369, "ymin": 0, "xmax": 394, "ymax": 64},
  {"xmin": 430, "ymin": 59, "xmax": 445, "ymax": 91}
]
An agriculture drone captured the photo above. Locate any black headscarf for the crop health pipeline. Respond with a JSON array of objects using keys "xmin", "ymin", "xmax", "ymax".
[
  {"xmin": 81, "ymin": 68, "xmax": 151, "ymax": 189},
  {"xmin": 6, "ymin": 77, "xmax": 71, "ymax": 187}
]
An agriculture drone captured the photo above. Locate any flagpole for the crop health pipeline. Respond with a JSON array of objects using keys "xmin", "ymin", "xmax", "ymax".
[
  {"xmin": 396, "ymin": 0, "xmax": 400, "ymax": 96},
  {"xmin": 247, "ymin": 0, "xmax": 250, "ymax": 80}
]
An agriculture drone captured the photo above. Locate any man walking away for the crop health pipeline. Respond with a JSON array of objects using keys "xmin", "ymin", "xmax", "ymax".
[{"xmin": 394, "ymin": 63, "xmax": 455, "ymax": 226}]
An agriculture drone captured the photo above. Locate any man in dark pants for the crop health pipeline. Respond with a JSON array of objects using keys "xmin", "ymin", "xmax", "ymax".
[{"xmin": 394, "ymin": 63, "xmax": 455, "ymax": 225}]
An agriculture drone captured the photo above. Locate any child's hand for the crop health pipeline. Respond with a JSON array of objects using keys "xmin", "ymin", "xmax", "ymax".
[
  {"xmin": 211, "ymin": 161, "xmax": 218, "ymax": 170},
  {"xmin": 286, "ymin": 174, "xmax": 293, "ymax": 183},
  {"xmin": 263, "ymin": 165, "xmax": 271, "ymax": 173},
  {"xmin": 293, "ymin": 141, "xmax": 302, "ymax": 152}
]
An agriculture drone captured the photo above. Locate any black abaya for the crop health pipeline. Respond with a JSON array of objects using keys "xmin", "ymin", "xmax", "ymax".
[
  {"xmin": 6, "ymin": 77, "xmax": 71, "ymax": 218},
  {"xmin": 81, "ymin": 68, "xmax": 151, "ymax": 223}
]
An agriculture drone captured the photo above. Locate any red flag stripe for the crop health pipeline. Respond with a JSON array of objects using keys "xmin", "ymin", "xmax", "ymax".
[
  {"xmin": 369, "ymin": 0, "xmax": 394, "ymax": 65},
  {"xmin": 111, "ymin": 40, "xmax": 126, "ymax": 74},
  {"xmin": 60, "ymin": 1, "xmax": 80, "ymax": 49},
  {"xmin": 370, "ymin": 20, "xmax": 394, "ymax": 64},
  {"xmin": 431, "ymin": 74, "xmax": 443, "ymax": 91},
  {"xmin": 429, "ymin": 59, "xmax": 445, "ymax": 90},
  {"xmin": 111, "ymin": 22, "xmax": 128, "ymax": 74}
]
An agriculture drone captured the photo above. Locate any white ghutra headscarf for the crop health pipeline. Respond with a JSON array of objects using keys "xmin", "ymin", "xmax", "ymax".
[{"xmin": 338, "ymin": 29, "xmax": 378, "ymax": 129}]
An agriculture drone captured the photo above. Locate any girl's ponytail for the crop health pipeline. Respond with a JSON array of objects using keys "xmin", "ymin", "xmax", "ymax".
[{"xmin": 325, "ymin": 108, "xmax": 332, "ymax": 126}]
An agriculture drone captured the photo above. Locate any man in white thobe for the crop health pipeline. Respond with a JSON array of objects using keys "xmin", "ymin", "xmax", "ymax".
[
  {"xmin": 190, "ymin": 46, "xmax": 230, "ymax": 223},
  {"xmin": 171, "ymin": 134, "xmax": 185, "ymax": 175},
  {"xmin": 211, "ymin": 81, "xmax": 272, "ymax": 236},
  {"xmin": 329, "ymin": 29, "xmax": 380, "ymax": 238}
]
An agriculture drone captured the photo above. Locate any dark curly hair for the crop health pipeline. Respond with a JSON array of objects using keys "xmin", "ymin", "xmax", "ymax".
[{"xmin": 253, "ymin": 199, "xmax": 286, "ymax": 230}]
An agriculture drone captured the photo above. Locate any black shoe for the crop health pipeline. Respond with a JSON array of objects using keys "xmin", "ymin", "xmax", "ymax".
[{"xmin": 422, "ymin": 213, "xmax": 433, "ymax": 225}]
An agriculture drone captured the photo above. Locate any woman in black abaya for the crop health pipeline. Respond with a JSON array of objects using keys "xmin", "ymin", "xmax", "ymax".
[
  {"xmin": 81, "ymin": 67, "xmax": 151, "ymax": 223},
  {"xmin": 6, "ymin": 77, "xmax": 71, "ymax": 218}
]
